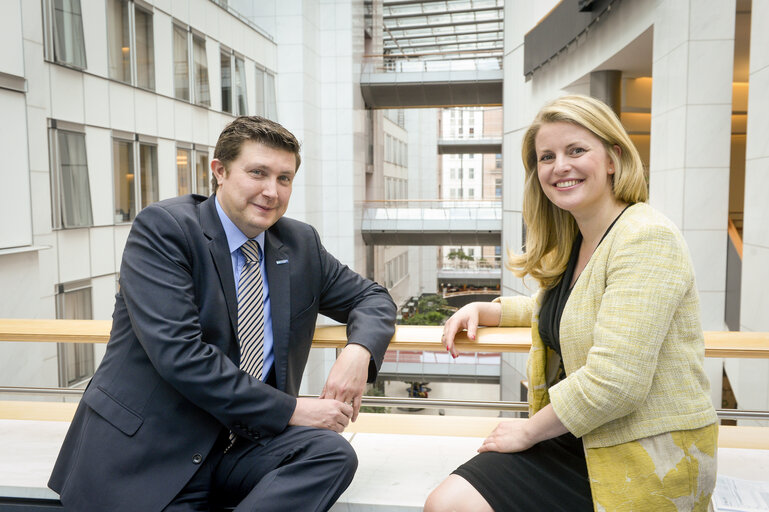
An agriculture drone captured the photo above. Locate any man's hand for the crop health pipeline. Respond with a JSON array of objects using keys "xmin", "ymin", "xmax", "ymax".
[
  {"xmin": 320, "ymin": 343, "xmax": 372, "ymax": 422},
  {"xmin": 288, "ymin": 398, "xmax": 353, "ymax": 433}
]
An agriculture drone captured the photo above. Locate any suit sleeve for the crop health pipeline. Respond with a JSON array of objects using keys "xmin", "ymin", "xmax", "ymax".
[
  {"xmin": 120, "ymin": 204, "xmax": 296, "ymax": 440},
  {"xmin": 308, "ymin": 227, "xmax": 396, "ymax": 381},
  {"xmin": 548, "ymin": 222, "xmax": 693, "ymax": 437}
]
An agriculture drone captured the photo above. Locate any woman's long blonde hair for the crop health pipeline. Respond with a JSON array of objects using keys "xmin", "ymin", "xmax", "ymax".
[{"xmin": 508, "ymin": 95, "xmax": 648, "ymax": 289}]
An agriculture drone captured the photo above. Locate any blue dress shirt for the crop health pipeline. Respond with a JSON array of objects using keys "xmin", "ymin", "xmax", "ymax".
[{"xmin": 215, "ymin": 197, "xmax": 274, "ymax": 381}]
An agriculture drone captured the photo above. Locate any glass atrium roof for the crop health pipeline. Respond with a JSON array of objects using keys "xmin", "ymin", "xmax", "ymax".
[{"xmin": 382, "ymin": 0, "xmax": 504, "ymax": 63}]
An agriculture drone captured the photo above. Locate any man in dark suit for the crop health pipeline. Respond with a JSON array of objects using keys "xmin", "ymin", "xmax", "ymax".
[{"xmin": 49, "ymin": 116, "xmax": 396, "ymax": 511}]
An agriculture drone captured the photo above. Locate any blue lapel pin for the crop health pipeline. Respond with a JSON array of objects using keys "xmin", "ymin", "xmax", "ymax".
[{"xmin": 276, "ymin": 259, "xmax": 289, "ymax": 265}]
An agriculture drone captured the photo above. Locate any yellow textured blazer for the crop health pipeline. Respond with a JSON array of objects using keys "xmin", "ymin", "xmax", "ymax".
[{"xmin": 496, "ymin": 203, "xmax": 718, "ymax": 510}]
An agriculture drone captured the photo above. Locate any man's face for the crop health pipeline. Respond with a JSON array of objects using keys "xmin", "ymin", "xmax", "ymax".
[{"xmin": 211, "ymin": 140, "xmax": 296, "ymax": 238}]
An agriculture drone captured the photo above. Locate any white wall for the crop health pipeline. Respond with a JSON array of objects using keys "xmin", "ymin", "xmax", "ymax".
[{"xmin": 0, "ymin": 0, "xmax": 279, "ymax": 388}]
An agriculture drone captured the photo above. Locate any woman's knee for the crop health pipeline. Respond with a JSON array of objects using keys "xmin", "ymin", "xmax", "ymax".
[{"xmin": 424, "ymin": 475, "xmax": 493, "ymax": 512}]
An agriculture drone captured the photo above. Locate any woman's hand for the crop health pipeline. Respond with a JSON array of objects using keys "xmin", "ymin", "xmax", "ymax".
[
  {"xmin": 478, "ymin": 420, "xmax": 536, "ymax": 454},
  {"xmin": 441, "ymin": 302, "xmax": 502, "ymax": 357},
  {"xmin": 479, "ymin": 405, "xmax": 569, "ymax": 453}
]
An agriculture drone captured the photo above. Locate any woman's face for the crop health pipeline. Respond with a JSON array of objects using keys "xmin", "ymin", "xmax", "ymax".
[{"xmin": 534, "ymin": 121, "xmax": 617, "ymax": 220}]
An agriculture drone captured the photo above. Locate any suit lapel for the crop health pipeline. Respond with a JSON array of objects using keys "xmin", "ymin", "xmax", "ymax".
[
  {"xmin": 265, "ymin": 229, "xmax": 290, "ymax": 391},
  {"xmin": 200, "ymin": 196, "xmax": 238, "ymax": 343}
]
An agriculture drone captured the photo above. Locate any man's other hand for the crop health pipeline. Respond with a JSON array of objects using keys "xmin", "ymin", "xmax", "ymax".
[
  {"xmin": 320, "ymin": 344, "xmax": 371, "ymax": 422},
  {"xmin": 288, "ymin": 398, "xmax": 353, "ymax": 433}
]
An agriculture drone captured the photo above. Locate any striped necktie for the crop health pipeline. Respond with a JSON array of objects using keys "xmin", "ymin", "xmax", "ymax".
[{"xmin": 237, "ymin": 239, "xmax": 265, "ymax": 380}]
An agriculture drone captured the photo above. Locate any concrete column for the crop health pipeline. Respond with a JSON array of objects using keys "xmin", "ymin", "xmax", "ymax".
[
  {"xmin": 650, "ymin": 0, "xmax": 736, "ymax": 411},
  {"xmin": 732, "ymin": 0, "xmax": 769, "ymax": 426},
  {"xmin": 650, "ymin": 0, "xmax": 735, "ymax": 330},
  {"xmin": 590, "ymin": 70, "xmax": 622, "ymax": 116}
]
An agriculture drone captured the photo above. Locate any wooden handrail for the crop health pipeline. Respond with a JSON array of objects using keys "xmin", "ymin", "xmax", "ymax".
[{"xmin": 1, "ymin": 319, "xmax": 768, "ymax": 359}]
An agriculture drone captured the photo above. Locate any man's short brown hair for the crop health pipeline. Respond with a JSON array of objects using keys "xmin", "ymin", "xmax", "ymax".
[{"xmin": 211, "ymin": 116, "xmax": 302, "ymax": 190}]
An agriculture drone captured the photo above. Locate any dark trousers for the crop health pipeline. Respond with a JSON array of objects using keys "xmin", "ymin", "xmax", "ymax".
[{"xmin": 163, "ymin": 426, "xmax": 358, "ymax": 512}]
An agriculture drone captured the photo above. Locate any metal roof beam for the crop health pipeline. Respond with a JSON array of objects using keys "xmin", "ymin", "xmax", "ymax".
[
  {"xmin": 382, "ymin": 0, "xmax": 496, "ymax": 6},
  {"xmin": 383, "ymin": 28, "xmax": 502, "ymax": 42},
  {"xmin": 385, "ymin": 19, "xmax": 502, "ymax": 31},
  {"xmin": 383, "ymin": 7, "xmax": 502, "ymax": 20},
  {"xmin": 384, "ymin": 40, "xmax": 503, "ymax": 52}
]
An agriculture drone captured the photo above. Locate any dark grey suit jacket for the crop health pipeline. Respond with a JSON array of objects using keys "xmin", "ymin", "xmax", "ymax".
[{"xmin": 48, "ymin": 194, "xmax": 396, "ymax": 511}]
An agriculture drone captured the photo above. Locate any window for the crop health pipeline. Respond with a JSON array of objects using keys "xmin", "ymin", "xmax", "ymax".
[
  {"xmin": 113, "ymin": 139, "xmax": 135, "ymax": 222},
  {"xmin": 50, "ymin": 123, "xmax": 93, "ymax": 229},
  {"xmin": 192, "ymin": 35, "xmax": 210, "ymax": 106},
  {"xmin": 45, "ymin": 0, "xmax": 87, "ymax": 68},
  {"xmin": 113, "ymin": 135, "xmax": 158, "ymax": 223},
  {"xmin": 177, "ymin": 146, "xmax": 210, "ymax": 196},
  {"xmin": 134, "ymin": 5, "xmax": 155, "ymax": 89},
  {"xmin": 450, "ymin": 168, "xmax": 456, "ymax": 180},
  {"xmin": 174, "ymin": 25, "xmax": 210, "ymax": 106},
  {"xmin": 139, "ymin": 144, "xmax": 158, "ymax": 209},
  {"xmin": 107, "ymin": 0, "xmax": 131, "ymax": 83},
  {"xmin": 254, "ymin": 66, "xmax": 277, "ymax": 119},
  {"xmin": 468, "ymin": 168, "xmax": 474, "ymax": 179},
  {"xmin": 221, "ymin": 48, "xmax": 247, "ymax": 115},
  {"xmin": 220, "ymin": 51, "xmax": 231, "ymax": 113},
  {"xmin": 177, "ymin": 148, "xmax": 192, "ymax": 195},
  {"xmin": 196, "ymin": 150, "xmax": 210, "ymax": 195},
  {"xmin": 173, "ymin": 24, "xmax": 190, "ymax": 100},
  {"xmin": 495, "ymin": 153, "xmax": 502, "ymax": 169},
  {"xmin": 106, "ymin": 0, "xmax": 154, "ymax": 89},
  {"xmin": 468, "ymin": 188, "xmax": 475, "ymax": 199},
  {"xmin": 56, "ymin": 280, "xmax": 94, "ymax": 387},
  {"xmin": 495, "ymin": 178, "xmax": 502, "ymax": 198}
]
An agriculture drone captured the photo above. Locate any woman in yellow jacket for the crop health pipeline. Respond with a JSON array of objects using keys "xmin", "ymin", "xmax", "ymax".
[{"xmin": 425, "ymin": 95, "xmax": 718, "ymax": 512}]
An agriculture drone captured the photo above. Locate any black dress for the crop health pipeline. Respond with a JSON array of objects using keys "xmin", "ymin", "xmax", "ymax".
[
  {"xmin": 452, "ymin": 207, "xmax": 631, "ymax": 511},
  {"xmin": 452, "ymin": 236, "xmax": 592, "ymax": 512}
]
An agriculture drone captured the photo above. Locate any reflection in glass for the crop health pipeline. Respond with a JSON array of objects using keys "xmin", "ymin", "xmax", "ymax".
[
  {"xmin": 139, "ymin": 144, "xmax": 158, "ymax": 209},
  {"xmin": 220, "ymin": 51, "xmax": 232, "ymax": 113},
  {"xmin": 234, "ymin": 56, "xmax": 247, "ymax": 115},
  {"xmin": 173, "ymin": 25, "xmax": 189, "ymax": 100},
  {"xmin": 135, "ymin": 7, "xmax": 155, "ymax": 90},
  {"xmin": 196, "ymin": 151, "xmax": 210, "ymax": 196},
  {"xmin": 193, "ymin": 35, "xmax": 210, "ymax": 106},
  {"xmin": 177, "ymin": 148, "xmax": 191, "ymax": 195},
  {"xmin": 107, "ymin": 0, "xmax": 131, "ymax": 83},
  {"xmin": 57, "ymin": 131, "xmax": 93, "ymax": 228},
  {"xmin": 52, "ymin": 0, "xmax": 87, "ymax": 68},
  {"xmin": 113, "ymin": 139, "xmax": 134, "ymax": 222}
]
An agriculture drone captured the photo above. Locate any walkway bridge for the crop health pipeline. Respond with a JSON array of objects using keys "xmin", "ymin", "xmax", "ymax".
[
  {"xmin": 360, "ymin": 59, "xmax": 503, "ymax": 109},
  {"xmin": 437, "ymin": 137, "xmax": 502, "ymax": 154},
  {"xmin": 360, "ymin": 200, "xmax": 501, "ymax": 246}
]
